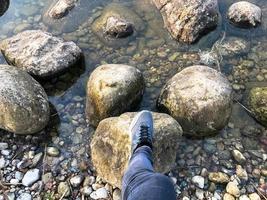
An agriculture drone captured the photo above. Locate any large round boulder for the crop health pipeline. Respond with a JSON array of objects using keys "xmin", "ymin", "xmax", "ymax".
[
  {"xmin": 0, "ymin": 30, "xmax": 82, "ymax": 79},
  {"xmin": 248, "ymin": 87, "xmax": 267, "ymax": 127},
  {"xmin": 0, "ymin": 65, "xmax": 50, "ymax": 134},
  {"xmin": 157, "ymin": 65, "xmax": 233, "ymax": 137},
  {"xmin": 227, "ymin": 1, "xmax": 262, "ymax": 28},
  {"xmin": 86, "ymin": 64, "xmax": 145, "ymax": 127},
  {"xmin": 90, "ymin": 112, "xmax": 183, "ymax": 188},
  {"xmin": 152, "ymin": 0, "xmax": 219, "ymax": 43},
  {"xmin": 0, "ymin": 0, "xmax": 9, "ymax": 16}
]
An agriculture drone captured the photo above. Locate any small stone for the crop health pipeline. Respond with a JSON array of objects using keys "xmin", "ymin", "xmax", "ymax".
[
  {"xmin": 113, "ymin": 188, "xmax": 121, "ymax": 200},
  {"xmin": 195, "ymin": 189, "xmax": 204, "ymax": 200},
  {"xmin": 192, "ymin": 175, "xmax": 205, "ymax": 189},
  {"xmin": 42, "ymin": 172, "xmax": 53, "ymax": 184},
  {"xmin": 223, "ymin": 193, "xmax": 235, "ymax": 200},
  {"xmin": 47, "ymin": 147, "xmax": 60, "ymax": 157},
  {"xmin": 22, "ymin": 169, "xmax": 40, "ymax": 187},
  {"xmin": 209, "ymin": 172, "xmax": 230, "ymax": 183},
  {"xmin": 0, "ymin": 157, "xmax": 6, "ymax": 169},
  {"xmin": 17, "ymin": 193, "xmax": 32, "ymax": 200},
  {"xmin": 58, "ymin": 182, "xmax": 71, "ymax": 197},
  {"xmin": 226, "ymin": 181, "xmax": 240, "ymax": 197},
  {"xmin": 90, "ymin": 188, "xmax": 109, "ymax": 200},
  {"xmin": 81, "ymin": 186, "xmax": 93, "ymax": 196},
  {"xmin": 261, "ymin": 169, "xmax": 267, "ymax": 176},
  {"xmin": 31, "ymin": 152, "xmax": 43, "ymax": 167},
  {"xmin": 232, "ymin": 150, "xmax": 246, "ymax": 164},
  {"xmin": 236, "ymin": 165, "xmax": 248, "ymax": 181},
  {"xmin": 239, "ymin": 195, "xmax": 250, "ymax": 200},
  {"xmin": 10, "ymin": 179, "xmax": 19, "ymax": 185},
  {"xmin": 70, "ymin": 175, "xmax": 84, "ymax": 187},
  {"xmin": 15, "ymin": 171, "xmax": 24, "ymax": 181},
  {"xmin": 6, "ymin": 192, "xmax": 15, "ymax": 200},
  {"xmin": 0, "ymin": 143, "xmax": 8, "ymax": 150},
  {"xmin": 248, "ymin": 193, "xmax": 261, "ymax": 200}
]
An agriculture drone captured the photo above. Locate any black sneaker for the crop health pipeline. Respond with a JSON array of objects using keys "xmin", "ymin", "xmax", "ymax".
[{"xmin": 129, "ymin": 110, "xmax": 154, "ymax": 155}]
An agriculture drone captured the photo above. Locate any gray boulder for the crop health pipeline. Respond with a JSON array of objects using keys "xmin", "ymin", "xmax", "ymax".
[
  {"xmin": 228, "ymin": 1, "xmax": 262, "ymax": 27},
  {"xmin": 157, "ymin": 65, "xmax": 233, "ymax": 136},
  {"xmin": 0, "ymin": 0, "xmax": 9, "ymax": 16},
  {"xmin": 0, "ymin": 30, "xmax": 82, "ymax": 79},
  {"xmin": 0, "ymin": 65, "xmax": 50, "ymax": 134},
  {"xmin": 86, "ymin": 64, "xmax": 145, "ymax": 127},
  {"xmin": 90, "ymin": 112, "xmax": 183, "ymax": 188},
  {"xmin": 152, "ymin": 0, "xmax": 219, "ymax": 43}
]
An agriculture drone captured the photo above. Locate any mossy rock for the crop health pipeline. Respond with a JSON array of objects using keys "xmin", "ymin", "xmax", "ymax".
[
  {"xmin": 249, "ymin": 87, "xmax": 267, "ymax": 126},
  {"xmin": 92, "ymin": 3, "xmax": 144, "ymax": 45}
]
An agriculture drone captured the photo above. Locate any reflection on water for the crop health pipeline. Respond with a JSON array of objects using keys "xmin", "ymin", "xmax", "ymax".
[{"xmin": 0, "ymin": 0, "xmax": 267, "ymax": 198}]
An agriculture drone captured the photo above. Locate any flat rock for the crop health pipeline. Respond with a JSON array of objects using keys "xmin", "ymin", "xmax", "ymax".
[
  {"xmin": 86, "ymin": 64, "xmax": 145, "ymax": 127},
  {"xmin": 0, "ymin": 0, "xmax": 9, "ymax": 16},
  {"xmin": 22, "ymin": 169, "xmax": 40, "ymax": 187},
  {"xmin": 0, "ymin": 65, "xmax": 50, "ymax": 134},
  {"xmin": 152, "ymin": 0, "xmax": 219, "ymax": 43},
  {"xmin": 0, "ymin": 30, "xmax": 82, "ymax": 79},
  {"xmin": 90, "ymin": 112, "xmax": 183, "ymax": 188},
  {"xmin": 228, "ymin": 1, "xmax": 262, "ymax": 28},
  {"xmin": 157, "ymin": 65, "xmax": 233, "ymax": 137}
]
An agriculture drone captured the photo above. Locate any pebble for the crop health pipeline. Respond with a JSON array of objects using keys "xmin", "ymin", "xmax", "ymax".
[
  {"xmin": 31, "ymin": 152, "xmax": 43, "ymax": 167},
  {"xmin": 223, "ymin": 193, "xmax": 235, "ymax": 200},
  {"xmin": 58, "ymin": 182, "xmax": 71, "ymax": 197},
  {"xmin": 22, "ymin": 168, "xmax": 40, "ymax": 186},
  {"xmin": 195, "ymin": 189, "xmax": 204, "ymax": 200},
  {"xmin": 17, "ymin": 193, "xmax": 32, "ymax": 200},
  {"xmin": 226, "ymin": 181, "xmax": 240, "ymax": 197},
  {"xmin": 192, "ymin": 175, "xmax": 205, "ymax": 189},
  {"xmin": 6, "ymin": 192, "xmax": 15, "ymax": 200},
  {"xmin": 113, "ymin": 188, "xmax": 121, "ymax": 200},
  {"xmin": 90, "ymin": 187, "xmax": 109, "ymax": 200},
  {"xmin": 70, "ymin": 175, "xmax": 84, "ymax": 187},
  {"xmin": 248, "ymin": 193, "xmax": 261, "ymax": 200},
  {"xmin": 208, "ymin": 172, "xmax": 230, "ymax": 183},
  {"xmin": 0, "ymin": 157, "xmax": 6, "ymax": 169},
  {"xmin": 47, "ymin": 147, "xmax": 60, "ymax": 157},
  {"xmin": 239, "ymin": 195, "xmax": 250, "ymax": 200},
  {"xmin": 236, "ymin": 165, "xmax": 248, "ymax": 181},
  {"xmin": 81, "ymin": 186, "xmax": 93, "ymax": 196},
  {"xmin": 0, "ymin": 143, "xmax": 8, "ymax": 150},
  {"xmin": 232, "ymin": 150, "xmax": 246, "ymax": 164}
]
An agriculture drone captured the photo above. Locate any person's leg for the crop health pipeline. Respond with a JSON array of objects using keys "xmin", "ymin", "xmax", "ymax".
[
  {"xmin": 122, "ymin": 146, "xmax": 176, "ymax": 200},
  {"xmin": 122, "ymin": 110, "xmax": 176, "ymax": 200}
]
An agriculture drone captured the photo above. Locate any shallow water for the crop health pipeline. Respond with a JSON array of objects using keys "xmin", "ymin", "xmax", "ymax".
[{"xmin": 0, "ymin": 0, "xmax": 267, "ymax": 198}]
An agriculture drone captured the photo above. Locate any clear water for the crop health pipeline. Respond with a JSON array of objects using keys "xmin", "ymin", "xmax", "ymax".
[{"xmin": 0, "ymin": 0, "xmax": 267, "ymax": 197}]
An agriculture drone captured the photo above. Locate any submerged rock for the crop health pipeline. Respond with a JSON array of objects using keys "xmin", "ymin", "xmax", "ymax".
[
  {"xmin": 104, "ymin": 16, "xmax": 134, "ymax": 38},
  {"xmin": 47, "ymin": 0, "xmax": 77, "ymax": 19},
  {"xmin": 152, "ymin": 0, "xmax": 219, "ymax": 43},
  {"xmin": 0, "ymin": 30, "xmax": 82, "ymax": 79},
  {"xmin": 228, "ymin": 1, "xmax": 262, "ymax": 28},
  {"xmin": 248, "ymin": 87, "xmax": 267, "ymax": 126},
  {"xmin": 0, "ymin": 0, "xmax": 9, "ymax": 16},
  {"xmin": 157, "ymin": 65, "xmax": 233, "ymax": 137},
  {"xmin": 0, "ymin": 65, "xmax": 50, "ymax": 134},
  {"xmin": 208, "ymin": 172, "xmax": 230, "ymax": 183},
  {"xmin": 90, "ymin": 112, "xmax": 183, "ymax": 188},
  {"xmin": 86, "ymin": 64, "xmax": 145, "ymax": 127},
  {"xmin": 92, "ymin": 3, "xmax": 144, "ymax": 44}
]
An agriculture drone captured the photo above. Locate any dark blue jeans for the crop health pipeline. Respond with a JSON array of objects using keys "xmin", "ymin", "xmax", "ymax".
[{"xmin": 122, "ymin": 146, "xmax": 176, "ymax": 200}]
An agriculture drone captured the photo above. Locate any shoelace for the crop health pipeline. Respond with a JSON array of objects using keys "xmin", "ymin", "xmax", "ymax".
[{"xmin": 139, "ymin": 125, "xmax": 151, "ymax": 143}]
